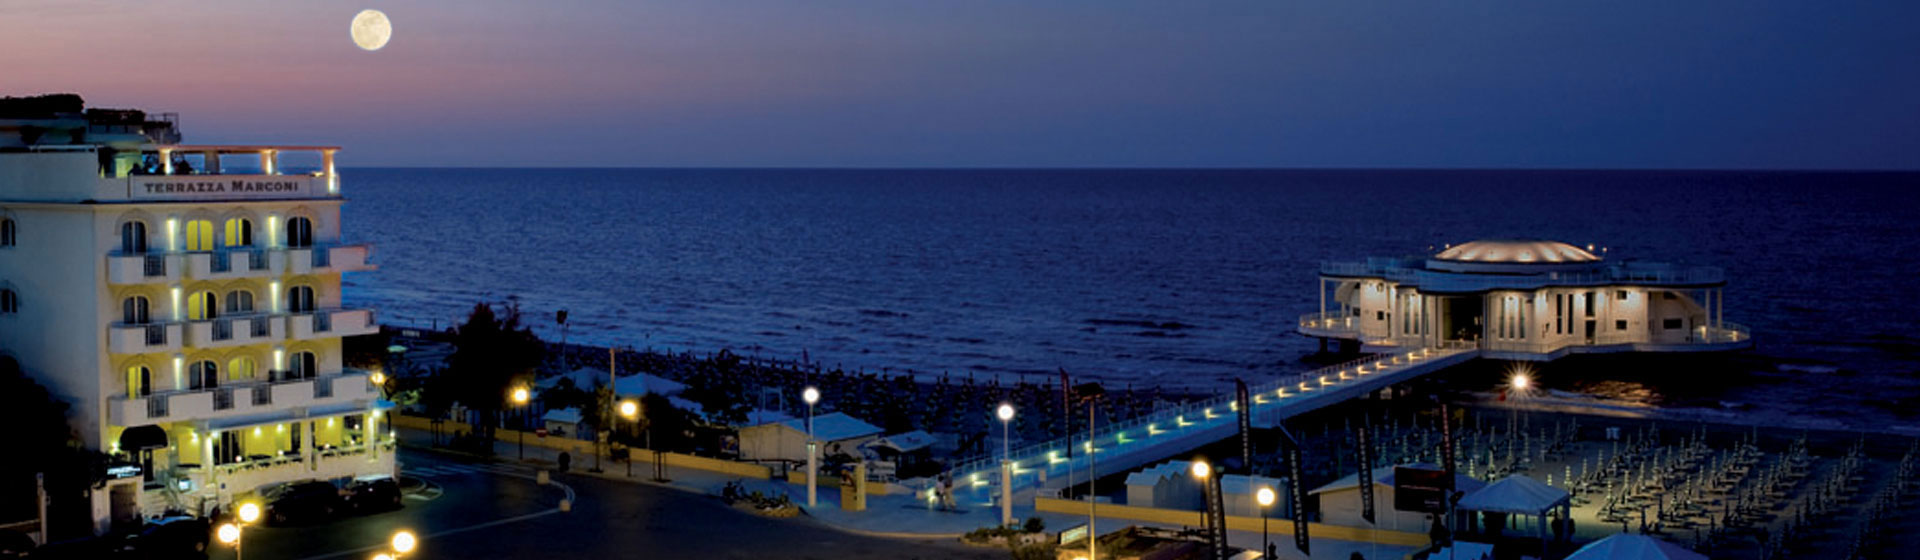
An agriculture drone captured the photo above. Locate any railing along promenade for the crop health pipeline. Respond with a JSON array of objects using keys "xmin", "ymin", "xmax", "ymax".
[{"xmin": 938, "ymin": 342, "xmax": 1477, "ymax": 496}]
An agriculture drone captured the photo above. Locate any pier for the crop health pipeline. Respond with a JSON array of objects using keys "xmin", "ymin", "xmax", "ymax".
[{"xmin": 941, "ymin": 343, "xmax": 1479, "ymax": 501}]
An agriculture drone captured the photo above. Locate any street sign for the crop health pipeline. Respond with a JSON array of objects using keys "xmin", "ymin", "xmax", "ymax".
[
  {"xmin": 1393, "ymin": 467, "xmax": 1450, "ymax": 513},
  {"xmin": 536, "ymin": 428, "xmax": 549, "ymax": 438}
]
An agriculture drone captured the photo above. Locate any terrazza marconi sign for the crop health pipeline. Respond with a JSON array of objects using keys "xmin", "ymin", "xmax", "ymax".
[{"xmin": 133, "ymin": 176, "xmax": 309, "ymax": 200}]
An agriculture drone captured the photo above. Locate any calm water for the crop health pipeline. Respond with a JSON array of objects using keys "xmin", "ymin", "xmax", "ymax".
[{"xmin": 341, "ymin": 169, "xmax": 1920, "ymax": 425}]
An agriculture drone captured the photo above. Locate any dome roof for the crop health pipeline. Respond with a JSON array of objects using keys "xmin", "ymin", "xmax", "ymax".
[{"xmin": 1433, "ymin": 240, "xmax": 1600, "ymax": 264}]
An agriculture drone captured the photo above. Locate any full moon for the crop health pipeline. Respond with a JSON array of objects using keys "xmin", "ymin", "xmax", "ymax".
[{"xmin": 350, "ymin": 9, "xmax": 392, "ymax": 51}]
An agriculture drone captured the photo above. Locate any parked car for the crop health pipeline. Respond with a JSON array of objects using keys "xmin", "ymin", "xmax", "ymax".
[
  {"xmin": 110, "ymin": 515, "xmax": 209, "ymax": 559},
  {"xmin": 344, "ymin": 475, "xmax": 403, "ymax": 512},
  {"xmin": 260, "ymin": 480, "xmax": 345, "ymax": 525}
]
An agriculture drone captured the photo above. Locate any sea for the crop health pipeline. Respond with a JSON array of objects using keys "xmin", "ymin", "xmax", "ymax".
[{"xmin": 339, "ymin": 169, "xmax": 1920, "ymax": 431}]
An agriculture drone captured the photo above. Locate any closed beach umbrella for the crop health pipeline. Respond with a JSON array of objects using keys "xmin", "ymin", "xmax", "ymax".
[{"xmin": 1564, "ymin": 534, "xmax": 1707, "ymax": 560}]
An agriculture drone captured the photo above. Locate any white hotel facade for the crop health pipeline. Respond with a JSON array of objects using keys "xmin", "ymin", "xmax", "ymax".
[
  {"xmin": 0, "ymin": 106, "xmax": 390, "ymax": 529},
  {"xmin": 1300, "ymin": 239, "xmax": 1752, "ymax": 360}
]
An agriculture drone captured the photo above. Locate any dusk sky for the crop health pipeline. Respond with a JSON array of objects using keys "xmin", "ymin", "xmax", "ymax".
[{"xmin": 4, "ymin": 1, "xmax": 1917, "ymax": 168}]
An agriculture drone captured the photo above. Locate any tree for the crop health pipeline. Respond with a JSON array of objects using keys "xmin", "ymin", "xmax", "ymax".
[
  {"xmin": 682, "ymin": 350, "xmax": 752, "ymax": 426},
  {"xmin": 443, "ymin": 302, "xmax": 545, "ymax": 442},
  {"xmin": 0, "ymin": 356, "xmax": 107, "ymax": 539}
]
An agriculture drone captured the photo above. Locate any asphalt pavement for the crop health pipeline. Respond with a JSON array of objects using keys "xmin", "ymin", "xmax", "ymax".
[{"xmin": 206, "ymin": 448, "xmax": 1005, "ymax": 560}]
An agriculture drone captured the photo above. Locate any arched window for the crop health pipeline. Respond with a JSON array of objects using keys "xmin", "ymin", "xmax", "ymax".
[
  {"xmin": 127, "ymin": 366, "xmax": 152, "ymax": 398},
  {"xmin": 188, "ymin": 360, "xmax": 218, "ymax": 390},
  {"xmin": 227, "ymin": 357, "xmax": 257, "ymax": 382},
  {"xmin": 0, "ymin": 289, "xmax": 17, "ymax": 314},
  {"xmin": 184, "ymin": 219, "xmax": 214, "ymax": 251},
  {"xmin": 223, "ymin": 217, "xmax": 253, "ymax": 247},
  {"xmin": 1, "ymin": 217, "xmax": 15, "ymax": 247},
  {"xmin": 286, "ymin": 217, "xmax": 313, "ymax": 248},
  {"xmin": 224, "ymin": 290, "xmax": 255, "ymax": 314},
  {"xmin": 120, "ymin": 221, "xmax": 148, "ymax": 253},
  {"xmin": 186, "ymin": 291, "xmax": 218, "ymax": 320},
  {"xmin": 287, "ymin": 286, "xmax": 315, "ymax": 314},
  {"xmin": 289, "ymin": 351, "xmax": 317, "ymax": 380},
  {"xmin": 122, "ymin": 296, "xmax": 150, "ymax": 324}
]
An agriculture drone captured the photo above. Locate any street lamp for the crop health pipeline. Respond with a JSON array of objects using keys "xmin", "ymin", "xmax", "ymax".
[
  {"xmin": 510, "ymin": 386, "xmax": 531, "ymax": 460},
  {"xmin": 218, "ymin": 502, "xmax": 261, "ymax": 560},
  {"xmin": 1191, "ymin": 461, "xmax": 1220, "ymax": 560},
  {"xmin": 619, "ymin": 399, "xmax": 639, "ymax": 477},
  {"xmin": 997, "ymin": 402, "xmax": 1015, "ymax": 527},
  {"xmin": 803, "ymin": 386, "xmax": 820, "ymax": 508},
  {"xmin": 1257, "ymin": 487, "xmax": 1276, "ymax": 560},
  {"xmin": 372, "ymin": 529, "xmax": 418, "ymax": 560}
]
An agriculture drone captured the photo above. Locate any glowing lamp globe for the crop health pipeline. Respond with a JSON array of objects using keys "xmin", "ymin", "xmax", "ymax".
[
  {"xmin": 510, "ymin": 387, "xmax": 530, "ymax": 405},
  {"xmin": 1256, "ymin": 487, "xmax": 1276, "ymax": 507},
  {"xmin": 392, "ymin": 530, "xmax": 417, "ymax": 553},
  {"xmin": 1190, "ymin": 460, "xmax": 1211, "ymax": 479},
  {"xmin": 216, "ymin": 523, "xmax": 240, "ymax": 544},
  {"xmin": 996, "ymin": 403, "xmax": 1015, "ymax": 422},
  {"xmin": 802, "ymin": 387, "xmax": 820, "ymax": 405},
  {"xmin": 619, "ymin": 400, "xmax": 639, "ymax": 419},
  {"xmin": 237, "ymin": 502, "xmax": 261, "ymax": 523}
]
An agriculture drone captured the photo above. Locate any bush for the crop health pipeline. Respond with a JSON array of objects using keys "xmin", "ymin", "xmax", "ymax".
[
  {"xmin": 1023, "ymin": 517, "xmax": 1045, "ymax": 533},
  {"xmin": 1010, "ymin": 543, "xmax": 1056, "ymax": 560}
]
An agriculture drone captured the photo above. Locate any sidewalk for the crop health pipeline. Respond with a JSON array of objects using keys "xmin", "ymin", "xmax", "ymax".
[{"xmin": 391, "ymin": 426, "xmax": 1417, "ymax": 558}]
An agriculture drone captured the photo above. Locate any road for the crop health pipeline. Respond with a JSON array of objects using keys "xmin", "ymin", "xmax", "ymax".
[{"xmin": 209, "ymin": 449, "xmax": 1003, "ymax": 560}]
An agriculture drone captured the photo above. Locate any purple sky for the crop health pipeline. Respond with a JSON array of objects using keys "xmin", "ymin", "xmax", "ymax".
[{"xmin": 4, "ymin": 1, "xmax": 1918, "ymax": 168}]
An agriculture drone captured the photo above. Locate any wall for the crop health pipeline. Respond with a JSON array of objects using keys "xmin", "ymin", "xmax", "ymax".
[
  {"xmin": 1314, "ymin": 485, "xmax": 1433, "ymax": 534},
  {"xmin": 388, "ymin": 414, "xmax": 773, "ymax": 479},
  {"xmin": 0, "ymin": 205, "xmax": 107, "ymax": 449},
  {"xmin": 1033, "ymin": 496, "xmax": 1428, "ymax": 547}
]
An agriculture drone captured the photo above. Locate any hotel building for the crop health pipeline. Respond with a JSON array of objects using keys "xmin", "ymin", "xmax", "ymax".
[
  {"xmin": 1300, "ymin": 239, "xmax": 1751, "ymax": 360},
  {"xmin": 0, "ymin": 99, "xmax": 389, "ymax": 530}
]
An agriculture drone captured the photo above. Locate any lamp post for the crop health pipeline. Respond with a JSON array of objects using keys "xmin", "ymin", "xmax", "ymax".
[
  {"xmin": 1074, "ymin": 382, "xmax": 1105, "ymax": 560},
  {"xmin": 510, "ymin": 386, "xmax": 530, "ymax": 460},
  {"xmin": 1192, "ymin": 461, "xmax": 1216, "ymax": 558},
  {"xmin": 997, "ymin": 402, "xmax": 1015, "ymax": 527},
  {"xmin": 803, "ymin": 386, "xmax": 820, "ymax": 508},
  {"xmin": 619, "ymin": 399, "xmax": 639, "ymax": 478},
  {"xmin": 217, "ymin": 502, "xmax": 260, "ymax": 560},
  {"xmin": 1257, "ymin": 487, "xmax": 1276, "ymax": 560}
]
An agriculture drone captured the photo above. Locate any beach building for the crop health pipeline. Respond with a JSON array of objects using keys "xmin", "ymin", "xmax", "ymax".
[
  {"xmin": 738, "ymin": 412, "xmax": 882, "ymax": 464},
  {"xmin": 1122, "ymin": 460, "xmax": 1282, "ymax": 517},
  {"xmin": 0, "ymin": 96, "xmax": 387, "ymax": 531},
  {"xmin": 1300, "ymin": 240, "xmax": 1752, "ymax": 360},
  {"xmin": 541, "ymin": 408, "xmax": 584, "ymax": 437}
]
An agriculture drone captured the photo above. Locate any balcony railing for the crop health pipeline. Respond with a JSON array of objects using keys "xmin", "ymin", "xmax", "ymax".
[
  {"xmin": 186, "ymin": 313, "xmax": 285, "ymax": 348},
  {"xmin": 110, "ymin": 322, "xmax": 182, "ymax": 354},
  {"xmin": 289, "ymin": 308, "xmax": 378, "ymax": 340},
  {"xmin": 107, "ymin": 369, "xmax": 378, "ymax": 425},
  {"xmin": 145, "ymin": 254, "xmax": 168, "ymax": 276},
  {"xmin": 108, "ymin": 253, "xmax": 181, "ymax": 284}
]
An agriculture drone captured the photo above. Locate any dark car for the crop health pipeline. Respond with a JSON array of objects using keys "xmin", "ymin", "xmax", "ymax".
[
  {"xmin": 344, "ymin": 475, "xmax": 402, "ymax": 513},
  {"xmin": 111, "ymin": 515, "xmax": 210, "ymax": 559},
  {"xmin": 260, "ymin": 480, "xmax": 345, "ymax": 525}
]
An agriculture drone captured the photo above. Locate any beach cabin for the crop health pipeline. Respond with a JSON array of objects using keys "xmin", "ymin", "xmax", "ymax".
[
  {"xmin": 1309, "ymin": 463, "xmax": 1484, "ymax": 533},
  {"xmin": 542, "ymin": 408, "xmax": 584, "ymax": 438},
  {"xmin": 737, "ymin": 412, "xmax": 883, "ymax": 464},
  {"xmin": 1124, "ymin": 461, "xmax": 1204, "ymax": 510}
]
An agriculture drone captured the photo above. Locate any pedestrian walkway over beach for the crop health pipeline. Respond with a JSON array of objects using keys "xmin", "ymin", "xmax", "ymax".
[{"xmin": 941, "ymin": 343, "xmax": 1480, "ymax": 503}]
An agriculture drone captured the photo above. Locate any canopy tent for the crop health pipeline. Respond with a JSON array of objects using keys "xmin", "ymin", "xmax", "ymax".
[
  {"xmin": 1456, "ymin": 475, "xmax": 1573, "ymax": 559},
  {"xmin": 1458, "ymin": 474, "xmax": 1570, "ymax": 515},
  {"xmin": 118, "ymin": 425, "xmax": 169, "ymax": 450},
  {"xmin": 1564, "ymin": 534, "xmax": 1707, "ymax": 560}
]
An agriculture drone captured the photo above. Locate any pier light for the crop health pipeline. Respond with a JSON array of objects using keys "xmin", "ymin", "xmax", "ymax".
[
  {"xmin": 1319, "ymin": 376, "xmax": 1332, "ymax": 386},
  {"xmin": 1276, "ymin": 389, "xmax": 1288, "ymax": 398},
  {"xmin": 1190, "ymin": 460, "xmax": 1211, "ymax": 480}
]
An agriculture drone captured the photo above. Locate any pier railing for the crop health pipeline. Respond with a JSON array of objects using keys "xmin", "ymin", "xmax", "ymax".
[
  {"xmin": 939, "ymin": 344, "xmax": 1476, "ymax": 494},
  {"xmin": 1319, "ymin": 261, "xmax": 1726, "ymax": 288}
]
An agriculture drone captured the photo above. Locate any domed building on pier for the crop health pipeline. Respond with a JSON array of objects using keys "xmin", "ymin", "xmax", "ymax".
[{"xmin": 1298, "ymin": 240, "xmax": 1751, "ymax": 360}]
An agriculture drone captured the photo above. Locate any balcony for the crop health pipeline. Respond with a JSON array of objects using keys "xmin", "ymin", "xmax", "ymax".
[
  {"xmin": 185, "ymin": 248, "xmax": 284, "ymax": 280},
  {"xmin": 107, "ymin": 369, "xmax": 377, "ymax": 426},
  {"xmin": 288, "ymin": 308, "xmax": 378, "ymax": 340},
  {"xmin": 109, "ymin": 322, "xmax": 183, "ymax": 354},
  {"xmin": 1297, "ymin": 311, "xmax": 1369, "ymax": 340},
  {"xmin": 107, "ymin": 253, "xmax": 181, "ymax": 285},
  {"xmin": 287, "ymin": 244, "xmax": 374, "ymax": 275},
  {"xmin": 185, "ymin": 314, "xmax": 285, "ymax": 349}
]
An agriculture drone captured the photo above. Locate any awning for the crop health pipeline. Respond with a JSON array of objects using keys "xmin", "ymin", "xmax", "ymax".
[{"xmin": 119, "ymin": 425, "xmax": 169, "ymax": 450}]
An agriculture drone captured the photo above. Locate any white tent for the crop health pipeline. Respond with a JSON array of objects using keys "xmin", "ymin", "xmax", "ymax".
[
  {"xmin": 1457, "ymin": 475, "xmax": 1572, "ymax": 559},
  {"xmin": 1564, "ymin": 534, "xmax": 1707, "ymax": 560}
]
